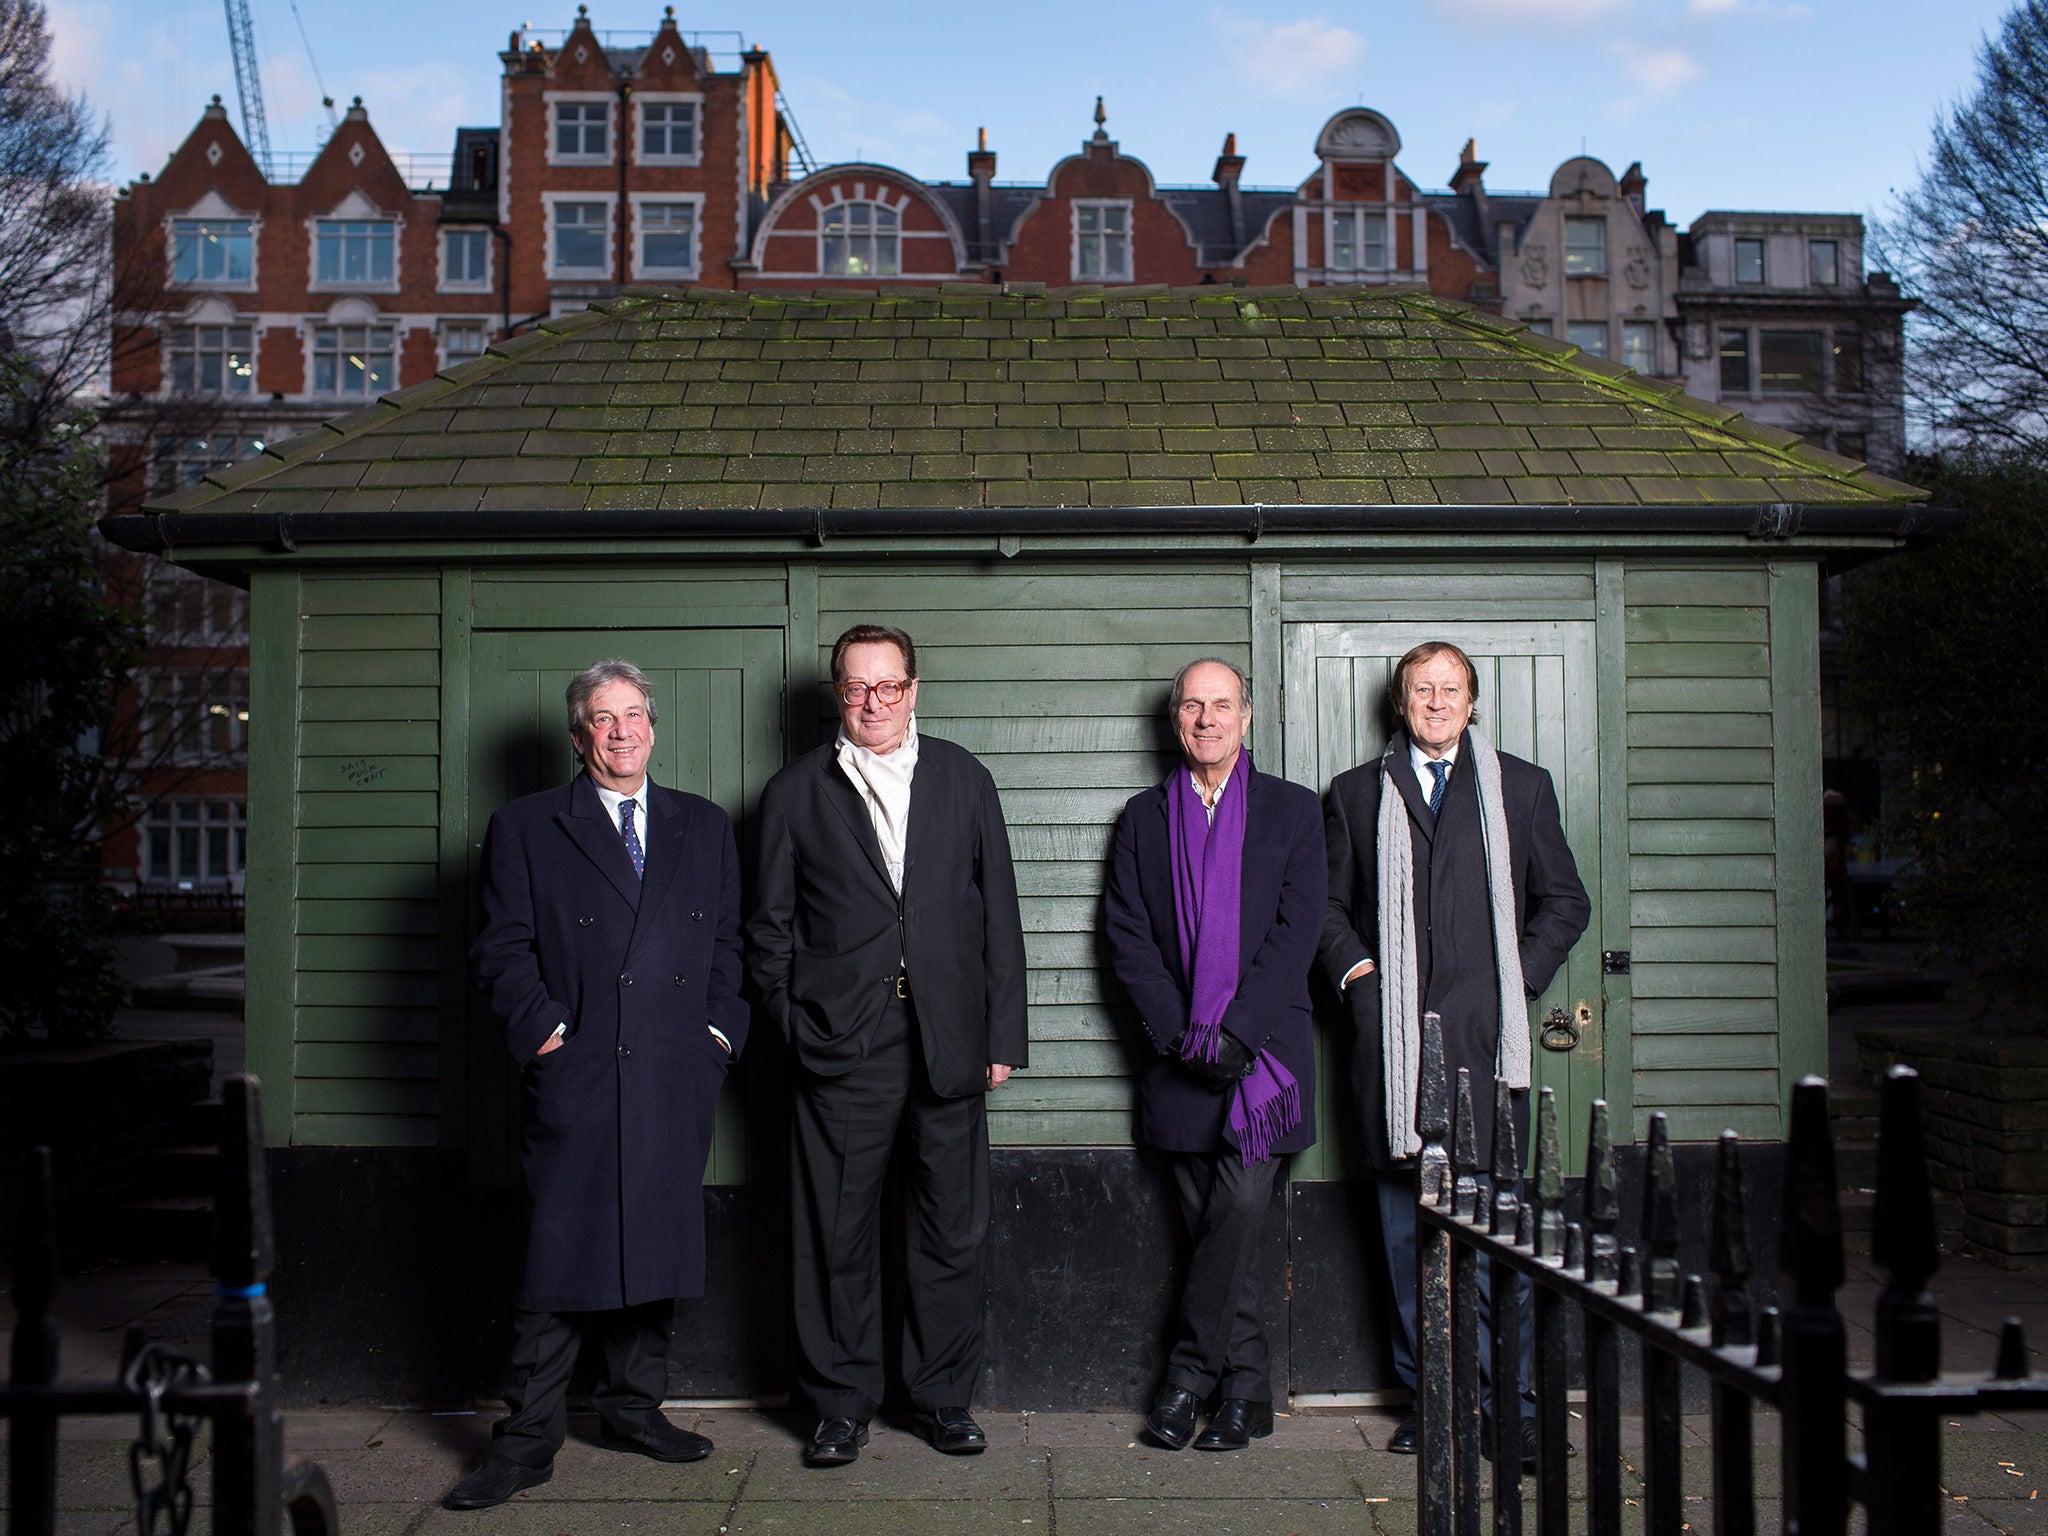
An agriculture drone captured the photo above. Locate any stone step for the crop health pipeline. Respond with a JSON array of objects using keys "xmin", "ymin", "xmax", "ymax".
[
  {"xmin": 147, "ymin": 1145, "xmax": 219, "ymax": 1199},
  {"xmin": 1838, "ymin": 1188, "xmax": 1967, "ymax": 1256},
  {"xmin": 172, "ymin": 1097, "xmax": 225, "ymax": 1146}
]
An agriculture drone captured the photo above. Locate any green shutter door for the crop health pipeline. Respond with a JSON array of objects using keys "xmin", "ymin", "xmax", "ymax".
[
  {"xmin": 465, "ymin": 627, "xmax": 784, "ymax": 1189},
  {"xmin": 1281, "ymin": 620, "xmax": 1604, "ymax": 1173}
]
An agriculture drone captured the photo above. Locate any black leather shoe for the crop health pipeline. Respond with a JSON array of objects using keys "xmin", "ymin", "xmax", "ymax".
[
  {"xmin": 445, "ymin": 1453, "xmax": 552, "ymax": 1510},
  {"xmin": 1194, "ymin": 1398, "xmax": 1274, "ymax": 1451},
  {"xmin": 914, "ymin": 1405, "xmax": 988, "ymax": 1454},
  {"xmin": 804, "ymin": 1416, "xmax": 870, "ymax": 1467},
  {"xmin": 1480, "ymin": 1413, "xmax": 1568, "ymax": 1467},
  {"xmin": 603, "ymin": 1415, "xmax": 713, "ymax": 1463},
  {"xmin": 1384, "ymin": 1415, "xmax": 1419, "ymax": 1455},
  {"xmin": 1143, "ymin": 1387, "xmax": 1201, "ymax": 1451}
]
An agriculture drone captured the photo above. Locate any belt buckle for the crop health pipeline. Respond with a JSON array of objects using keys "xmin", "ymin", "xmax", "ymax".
[{"xmin": 893, "ymin": 973, "xmax": 910, "ymax": 1000}]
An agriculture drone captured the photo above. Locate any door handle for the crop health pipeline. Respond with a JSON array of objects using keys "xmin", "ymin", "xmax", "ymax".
[{"xmin": 1540, "ymin": 1005, "xmax": 1580, "ymax": 1052}]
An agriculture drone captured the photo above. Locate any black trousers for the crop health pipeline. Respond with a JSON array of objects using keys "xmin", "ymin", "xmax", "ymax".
[
  {"xmin": 489, "ymin": 1299, "xmax": 672, "ymax": 1467},
  {"xmin": 1375, "ymin": 1166, "xmax": 1534, "ymax": 1415},
  {"xmin": 1163, "ymin": 1149, "xmax": 1283, "ymax": 1404},
  {"xmin": 790, "ymin": 994, "xmax": 990, "ymax": 1421}
]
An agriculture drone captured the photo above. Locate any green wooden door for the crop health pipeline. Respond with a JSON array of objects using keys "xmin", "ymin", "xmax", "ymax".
[
  {"xmin": 465, "ymin": 627, "xmax": 784, "ymax": 1188},
  {"xmin": 1281, "ymin": 620, "xmax": 1604, "ymax": 1173}
]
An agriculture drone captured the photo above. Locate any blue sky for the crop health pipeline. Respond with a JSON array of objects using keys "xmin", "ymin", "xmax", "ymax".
[{"xmin": 65, "ymin": 0, "xmax": 2013, "ymax": 230}]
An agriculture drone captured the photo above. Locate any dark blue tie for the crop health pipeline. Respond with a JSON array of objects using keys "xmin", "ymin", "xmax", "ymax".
[
  {"xmin": 1427, "ymin": 760, "xmax": 1450, "ymax": 815},
  {"xmin": 618, "ymin": 798, "xmax": 645, "ymax": 880}
]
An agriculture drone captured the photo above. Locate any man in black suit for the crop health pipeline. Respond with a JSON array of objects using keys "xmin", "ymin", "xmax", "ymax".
[
  {"xmin": 448, "ymin": 659, "xmax": 749, "ymax": 1510},
  {"xmin": 1318, "ymin": 641, "xmax": 1589, "ymax": 1463},
  {"xmin": 1105, "ymin": 659, "xmax": 1324, "ymax": 1453},
  {"xmin": 748, "ymin": 624, "xmax": 1028, "ymax": 1468}
]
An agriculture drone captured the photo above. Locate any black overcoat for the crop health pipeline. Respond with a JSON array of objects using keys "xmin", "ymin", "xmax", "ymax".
[
  {"xmin": 471, "ymin": 773, "xmax": 749, "ymax": 1312},
  {"xmin": 1104, "ymin": 765, "xmax": 1324, "ymax": 1156},
  {"xmin": 1318, "ymin": 729, "xmax": 1590, "ymax": 1169},
  {"xmin": 746, "ymin": 734, "xmax": 1028, "ymax": 1098}
]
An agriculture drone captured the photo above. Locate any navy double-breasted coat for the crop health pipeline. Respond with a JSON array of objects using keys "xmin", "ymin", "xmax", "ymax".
[
  {"xmin": 471, "ymin": 773, "xmax": 750, "ymax": 1313},
  {"xmin": 1104, "ymin": 765, "xmax": 1324, "ymax": 1156}
]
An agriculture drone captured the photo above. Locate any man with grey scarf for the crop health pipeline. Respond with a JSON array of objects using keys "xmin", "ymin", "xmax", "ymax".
[{"xmin": 1318, "ymin": 640, "xmax": 1589, "ymax": 1465}]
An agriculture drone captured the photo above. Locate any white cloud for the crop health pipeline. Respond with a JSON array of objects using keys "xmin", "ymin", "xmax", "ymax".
[
  {"xmin": 1439, "ymin": 0, "xmax": 1622, "ymax": 22},
  {"xmin": 1686, "ymin": 0, "xmax": 1741, "ymax": 12},
  {"xmin": 1213, "ymin": 13, "xmax": 1368, "ymax": 95},
  {"xmin": 1612, "ymin": 41, "xmax": 1703, "ymax": 96}
]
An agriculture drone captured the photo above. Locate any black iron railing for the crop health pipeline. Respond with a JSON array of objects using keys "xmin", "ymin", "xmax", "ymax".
[
  {"xmin": 3, "ymin": 1075, "xmax": 337, "ymax": 1536},
  {"xmin": 1412, "ymin": 1009, "xmax": 2048, "ymax": 1536}
]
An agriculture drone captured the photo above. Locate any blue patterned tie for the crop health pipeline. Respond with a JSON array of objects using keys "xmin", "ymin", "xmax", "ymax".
[
  {"xmin": 618, "ymin": 797, "xmax": 645, "ymax": 880},
  {"xmin": 1428, "ymin": 760, "xmax": 1450, "ymax": 815}
]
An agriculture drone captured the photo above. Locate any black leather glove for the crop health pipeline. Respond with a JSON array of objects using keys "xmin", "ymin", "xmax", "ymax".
[{"xmin": 1183, "ymin": 1030, "xmax": 1256, "ymax": 1090}]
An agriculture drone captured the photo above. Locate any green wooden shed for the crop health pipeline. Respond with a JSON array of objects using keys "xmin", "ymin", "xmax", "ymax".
[{"xmin": 105, "ymin": 284, "xmax": 1945, "ymax": 1407}]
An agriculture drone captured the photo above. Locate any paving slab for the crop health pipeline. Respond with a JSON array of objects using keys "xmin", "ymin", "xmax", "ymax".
[
  {"xmin": 1052, "ymin": 1446, "xmax": 1361, "ymax": 1500},
  {"xmin": 738, "ymin": 1443, "xmax": 1045, "ymax": 1501},
  {"xmin": 415, "ymin": 1499, "xmax": 730, "ymax": 1534},
  {"xmin": 1959, "ymin": 1495, "xmax": 2048, "ymax": 1534},
  {"xmin": 0, "ymin": 1439, "xmax": 211, "ymax": 1513},
  {"xmin": 1056, "ymin": 1498, "xmax": 1380, "ymax": 1535},
  {"xmin": 1941, "ymin": 1434, "xmax": 2048, "ymax": 1500},
  {"xmin": 726, "ymin": 1503, "xmax": 1045, "ymax": 1535}
]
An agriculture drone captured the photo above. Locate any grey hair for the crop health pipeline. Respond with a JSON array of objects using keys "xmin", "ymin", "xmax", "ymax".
[
  {"xmin": 565, "ymin": 659, "xmax": 658, "ymax": 735},
  {"xmin": 1169, "ymin": 657, "xmax": 1252, "ymax": 712}
]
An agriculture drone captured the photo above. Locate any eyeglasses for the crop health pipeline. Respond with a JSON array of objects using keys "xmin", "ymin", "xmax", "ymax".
[{"xmin": 835, "ymin": 679, "xmax": 911, "ymax": 706}]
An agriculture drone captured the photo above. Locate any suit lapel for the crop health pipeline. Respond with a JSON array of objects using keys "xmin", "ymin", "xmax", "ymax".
[
  {"xmin": 557, "ymin": 773, "xmax": 643, "ymax": 911},
  {"xmin": 633, "ymin": 784, "xmax": 687, "ymax": 935},
  {"xmin": 1147, "ymin": 782, "xmax": 1188, "ymax": 991},
  {"xmin": 1387, "ymin": 732, "xmax": 1436, "ymax": 847},
  {"xmin": 821, "ymin": 751, "xmax": 895, "ymax": 894}
]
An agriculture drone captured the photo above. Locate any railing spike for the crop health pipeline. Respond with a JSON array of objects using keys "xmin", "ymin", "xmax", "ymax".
[
  {"xmin": 212, "ymin": 1073, "xmax": 274, "ymax": 1288},
  {"xmin": 1490, "ymin": 1077, "xmax": 1520, "ymax": 1237},
  {"xmin": 1996, "ymin": 1318, "xmax": 2028, "ymax": 1381},
  {"xmin": 1619, "ymin": 1243, "xmax": 1641, "ymax": 1298},
  {"xmin": 1587, "ymin": 1097, "xmax": 1618, "ymax": 1286},
  {"xmin": 1564, "ymin": 1220, "xmax": 1585, "ymax": 1275},
  {"xmin": 1452, "ymin": 1068, "xmax": 1480, "ymax": 1220},
  {"xmin": 1756, "ymin": 1307, "xmax": 1782, "ymax": 1370},
  {"xmin": 1710, "ymin": 1129, "xmax": 1755, "ymax": 1349},
  {"xmin": 1874, "ymin": 1065, "xmax": 1940, "ymax": 1293},
  {"xmin": 1417, "ymin": 1012, "xmax": 1451, "ymax": 1213},
  {"xmin": 1643, "ymin": 1112, "xmax": 1680, "ymax": 1314},
  {"xmin": 1516, "ymin": 1199, "xmax": 1533, "ymax": 1248},
  {"xmin": 1682, "ymin": 1273, "xmax": 1709, "ymax": 1331},
  {"xmin": 1534, "ymin": 1086, "xmax": 1565, "ymax": 1260},
  {"xmin": 1782, "ymin": 1075, "xmax": 1844, "ymax": 1303}
]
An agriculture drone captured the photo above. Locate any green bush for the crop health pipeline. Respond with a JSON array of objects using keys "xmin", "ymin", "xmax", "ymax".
[{"xmin": 1844, "ymin": 454, "xmax": 2048, "ymax": 1016}]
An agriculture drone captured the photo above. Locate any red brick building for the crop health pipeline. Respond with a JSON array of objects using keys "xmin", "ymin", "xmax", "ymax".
[{"xmin": 102, "ymin": 6, "xmax": 1908, "ymax": 892}]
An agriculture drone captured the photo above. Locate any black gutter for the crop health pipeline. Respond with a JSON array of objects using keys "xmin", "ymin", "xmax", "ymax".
[{"xmin": 97, "ymin": 501, "xmax": 1964, "ymax": 556}]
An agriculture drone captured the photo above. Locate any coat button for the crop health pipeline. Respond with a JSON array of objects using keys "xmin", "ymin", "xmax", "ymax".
[
  {"xmin": 691, "ymin": 908, "xmax": 704, "ymax": 921},
  {"xmin": 674, "ymin": 975, "xmax": 686, "ymax": 986},
  {"xmin": 618, "ymin": 1044, "xmax": 630, "ymax": 1056},
  {"xmin": 620, "ymin": 973, "xmax": 633, "ymax": 986},
  {"xmin": 578, "ymin": 915, "xmax": 593, "ymax": 927}
]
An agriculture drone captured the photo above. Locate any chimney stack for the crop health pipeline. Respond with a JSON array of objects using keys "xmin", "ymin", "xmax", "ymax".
[{"xmin": 1212, "ymin": 132, "xmax": 1246, "ymax": 253}]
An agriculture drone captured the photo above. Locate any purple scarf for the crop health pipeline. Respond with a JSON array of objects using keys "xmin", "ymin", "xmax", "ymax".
[{"xmin": 1168, "ymin": 752, "xmax": 1301, "ymax": 1165}]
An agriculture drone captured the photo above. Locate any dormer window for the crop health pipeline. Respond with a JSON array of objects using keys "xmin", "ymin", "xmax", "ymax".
[
  {"xmin": 822, "ymin": 201, "xmax": 899, "ymax": 278},
  {"xmin": 172, "ymin": 219, "xmax": 253, "ymax": 284},
  {"xmin": 316, "ymin": 219, "xmax": 395, "ymax": 285}
]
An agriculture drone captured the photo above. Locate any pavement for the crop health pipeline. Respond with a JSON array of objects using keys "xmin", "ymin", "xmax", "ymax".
[{"xmin": 6, "ymin": 940, "xmax": 2048, "ymax": 1532}]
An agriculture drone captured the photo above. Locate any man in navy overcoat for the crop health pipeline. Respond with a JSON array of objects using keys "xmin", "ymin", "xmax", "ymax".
[
  {"xmin": 1105, "ymin": 658, "xmax": 1324, "ymax": 1454},
  {"xmin": 447, "ymin": 658, "xmax": 749, "ymax": 1510}
]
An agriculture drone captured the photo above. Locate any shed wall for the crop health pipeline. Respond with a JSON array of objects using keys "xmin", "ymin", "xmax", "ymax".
[{"xmin": 250, "ymin": 552, "xmax": 1821, "ymax": 1155}]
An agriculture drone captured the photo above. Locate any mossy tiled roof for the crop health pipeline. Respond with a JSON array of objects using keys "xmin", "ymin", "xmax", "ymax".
[{"xmin": 151, "ymin": 285, "xmax": 1923, "ymax": 517}]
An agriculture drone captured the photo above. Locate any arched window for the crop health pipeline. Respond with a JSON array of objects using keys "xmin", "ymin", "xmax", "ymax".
[{"xmin": 821, "ymin": 201, "xmax": 899, "ymax": 277}]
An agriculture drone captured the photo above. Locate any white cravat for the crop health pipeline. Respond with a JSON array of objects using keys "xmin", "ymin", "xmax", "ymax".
[{"xmin": 837, "ymin": 717, "xmax": 920, "ymax": 894}]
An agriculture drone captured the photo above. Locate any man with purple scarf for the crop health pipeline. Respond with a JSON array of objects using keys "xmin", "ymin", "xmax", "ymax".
[{"xmin": 1105, "ymin": 658, "xmax": 1325, "ymax": 1453}]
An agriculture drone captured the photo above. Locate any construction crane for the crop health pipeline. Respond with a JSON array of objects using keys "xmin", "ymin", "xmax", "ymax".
[{"xmin": 222, "ymin": 0, "xmax": 274, "ymax": 177}]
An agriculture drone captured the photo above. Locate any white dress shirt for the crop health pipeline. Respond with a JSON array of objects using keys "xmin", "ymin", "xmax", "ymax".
[{"xmin": 1410, "ymin": 739, "xmax": 1459, "ymax": 803}]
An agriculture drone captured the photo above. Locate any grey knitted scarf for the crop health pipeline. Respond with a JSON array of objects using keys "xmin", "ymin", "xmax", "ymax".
[{"xmin": 1375, "ymin": 727, "xmax": 1529, "ymax": 1160}]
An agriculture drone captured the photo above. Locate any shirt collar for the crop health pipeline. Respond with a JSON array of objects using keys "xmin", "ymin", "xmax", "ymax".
[
  {"xmin": 593, "ymin": 780, "xmax": 648, "ymax": 827},
  {"xmin": 1409, "ymin": 738, "xmax": 1459, "ymax": 775}
]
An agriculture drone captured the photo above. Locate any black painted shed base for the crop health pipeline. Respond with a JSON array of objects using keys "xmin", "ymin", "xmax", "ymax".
[{"xmin": 267, "ymin": 1144, "xmax": 1787, "ymax": 1411}]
